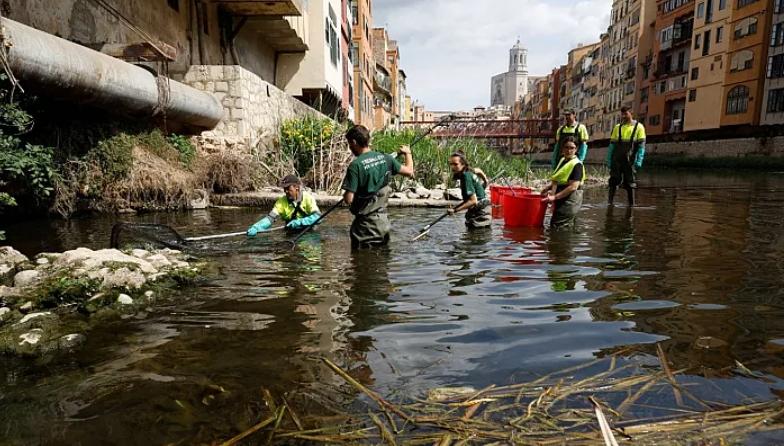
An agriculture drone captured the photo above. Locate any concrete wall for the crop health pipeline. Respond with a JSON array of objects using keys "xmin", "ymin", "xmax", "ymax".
[
  {"xmin": 528, "ymin": 136, "xmax": 784, "ymax": 163},
  {"xmin": 183, "ymin": 65, "xmax": 324, "ymax": 153},
  {"xmin": 5, "ymin": 0, "xmax": 280, "ymax": 84}
]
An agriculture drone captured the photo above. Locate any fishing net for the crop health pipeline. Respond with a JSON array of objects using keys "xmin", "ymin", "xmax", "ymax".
[{"xmin": 110, "ymin": 223, "xmax": 188, "ymax": 250}]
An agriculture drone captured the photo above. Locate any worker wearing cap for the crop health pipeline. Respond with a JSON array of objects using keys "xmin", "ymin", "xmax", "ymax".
[
  {"xmin": 246, "ymin": 175, "xmax": 321, "ymax": 236},
  {"xmin": 551, "ymin": 109, "xmax": 589, "ymax": 169},
  {"xmin": 607, "ymin": 106, "xmax": 646, "ymax": 206}
]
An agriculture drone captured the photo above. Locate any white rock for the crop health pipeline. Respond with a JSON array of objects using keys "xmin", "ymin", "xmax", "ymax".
[
  {"xmin": 59, "ymin": 333, "xmax": 86, "ymax": 349},
  {"xmin": 88, "ymin": 293, "xmax": 105, "ymax": 302},
  {"xmin": 19, "ymin": 329, "xmax": 43, "ymax": 346},
  {"xmin": 0, "ymin": 285, "xmax": 21, "ymax": 299},
  {"xmin": 190, "ymin": 189, "xmax": 210, "ymax": 210},
  {"xmin": 429, "ymin": 189, "xmax": 445, "ymax": 200},
  {"xmin": 131, "ymin": 249, "xmax": 150, "ymax": 259},
  {"xmin": 0, "ymin": 307, "xmax": 10, "ymax": 319},
  {"xmin": 0, "ymin": 263, "xmax": 13, "ymax": 277},
  {"xmin": 145, "ymin": 254, "xmax": 172, "ymax": 270},
  {"xmin": 406, "ymin": 190, "xmax": 419, "ymax": 199},
  {"xmin": 391, "ymin": 192, "xmax": 407, "ymax": 199},
  {"xmin": 13, "ymin": 270, "xmax": 40, "ymax": 288},
  {"xmin": 19, "ymin": 301, "xmax": 33, "ymax": 312},
  {"xmin": 0, "ymin": 246, "xmax": 28, "ymax": 266},
  {"xmin": 102, "ymin": 268, "xmax": 147, "ymax": 289},
  {"xmin": 144, "ymin": 290, "xmax": 154, "ymax": 298},
  {"xmin": 446, "ymin": 188, "xmax": 463, "ymax": 201},
  {"xmin": 415, "ymin": 187, "xmax": 432, "ymax": 199},
  {"xmin": 117, "ymin": 294, "xmax": 134, "ymax": 305},
  {"xmin": 35, "ymin": 257, "xmax": 49, "ymax": 266},
  {"xmin": 55, "ymin": 248, "xmax": 157, "ymax": 274},
  {"xmin": 17, "ymin": 312, "xmax": 52, "ymax": 325}
]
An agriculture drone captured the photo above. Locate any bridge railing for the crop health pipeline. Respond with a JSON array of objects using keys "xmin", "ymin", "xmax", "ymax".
[{"xmin": 399, "ymin": 118, "xmax": 559, "ymax": 140}]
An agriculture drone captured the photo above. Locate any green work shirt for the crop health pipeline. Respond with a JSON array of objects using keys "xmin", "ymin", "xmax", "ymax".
[
  {"xmin": 342, "ymin": 151, "xmax": 402, "ymax": 197},
  {"xmin": 610, "ymin": 121, "xmax": 646, "ymax": 144},
  {"xmin": 457, "ymin": 170, "xmax": 487, "ymax": 202}
]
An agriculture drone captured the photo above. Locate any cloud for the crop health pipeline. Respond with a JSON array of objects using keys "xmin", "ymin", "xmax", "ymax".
[{"xmin": 373, "ymin": 0, "xmax": 611, "ymax": 110}]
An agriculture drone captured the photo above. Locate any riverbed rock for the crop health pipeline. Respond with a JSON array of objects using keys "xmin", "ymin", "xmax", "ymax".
[
  {"xmin": 58, "ymin": 333, "xmax": 86, "ymax": 350},
  {"xmin": 19, "ymin": 301, "xmax": 33, "ymax": 312},
  {"xmin": 415, "ymin": 187, "xmax": 432, "ymax": 199},
  {"xmin": 55, "ymin": 248, "xmax": 158, "ymax": 275},
  {"xmin": 117, "ymin": 294, "xmax": 134, "ymax": 305},
  {"xmin": 429, "ymin": 189, "xmax": 445, "ymax": 200},
  {"xmin": 391, "ymin": 192, "xmax": 407, "ymax": 199},
  {"xmin": 17, "ymin": 312, "xmax": 53, "ymax": 327},
  {"xmin": 446, "ymin": 188, "xmax": 462, "ymax": 200},
  {"xmin": 190, "ymin": 189, "xmax": 210, "ymax": 210},
  {"xmin": 0, "ymin": 247, "xmax": 28, "ymax": 267},
  {"xmin": 13, "ymin": 270, "xmax": 41, "ymax": 288},
  {"xmin": 0, "ymin": 307, "xmax": 10, "ymax": 321}
]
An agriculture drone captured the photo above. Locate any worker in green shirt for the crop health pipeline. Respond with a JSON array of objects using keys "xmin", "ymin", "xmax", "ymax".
[
  {"xmin": 607, "ymin": 106, "xmax": 646, "ymax": 206},
  {"xmin": 246, "ymin": 174, "xmax": 321, "ymax": 236},
  {"xmin": 342, "ymin": 125, "xmax": 414, "ymax": 249},
  {"xmin": 447, "ymin": 151, "xmax": 491, "ymax": 228},
  {"xmin": 551, "ymin": 109, "xmax": 589, "ymax": 169},
  {"xmin": 542, "ymin": 136, "xmax": 585, "ymax": 228}
]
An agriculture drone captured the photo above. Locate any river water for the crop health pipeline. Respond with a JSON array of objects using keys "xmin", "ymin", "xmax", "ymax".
[{"xmin": 2, "ymin": 169, "xmax": 784, "ymax": 444}]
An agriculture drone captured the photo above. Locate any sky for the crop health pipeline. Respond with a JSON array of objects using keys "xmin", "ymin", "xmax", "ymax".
[{"xmin": 373, "ymin": 0, "xmax": 612, "ymax": 111}]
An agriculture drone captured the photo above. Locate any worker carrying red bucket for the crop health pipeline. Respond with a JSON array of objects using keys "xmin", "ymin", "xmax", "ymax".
[{"xmin": 541, "ymin": 136, "xmax": 585, "ymax": 229}]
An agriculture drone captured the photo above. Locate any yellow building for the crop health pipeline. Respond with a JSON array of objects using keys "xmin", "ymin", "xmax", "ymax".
[{"xmin": 351, "ymin": 0, "xmax": 374, "ymax": 129}]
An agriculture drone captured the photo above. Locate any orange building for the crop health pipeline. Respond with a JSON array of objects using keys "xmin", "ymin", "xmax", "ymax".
[
  {"xmin": 646, "ymin": 0, "xmax": 695, "ymax": 135},
  {"xmin": 720, "ymin": 0, "xmax": 773, "ymax": 127},
  {"xmin": 350, "ymin": 0, "xmax": 375, "ymax": 129}
]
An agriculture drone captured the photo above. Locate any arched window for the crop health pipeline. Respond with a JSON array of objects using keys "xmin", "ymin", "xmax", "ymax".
[{"xmin": 726, "ymin": 85, "xmax": 749, "ymax": 114}]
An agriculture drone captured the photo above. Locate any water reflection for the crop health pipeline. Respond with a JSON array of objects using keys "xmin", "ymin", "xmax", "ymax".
[{"xmin": 2, "ymin": 171, "xmax": 784, "ymax": 444}]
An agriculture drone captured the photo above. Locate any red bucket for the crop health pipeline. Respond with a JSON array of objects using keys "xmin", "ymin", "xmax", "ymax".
[
  {"xmin": 503, "ymin": 193, "xmax": 547, "ymax": 227},
  {"xmin": 491, "ymin": 185, "xmax": 532, "ymax": 205}
]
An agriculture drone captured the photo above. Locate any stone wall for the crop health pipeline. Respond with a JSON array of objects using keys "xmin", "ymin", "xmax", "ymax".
[
  {"xmin": 182, "ymin": 65, "xmax": 325, "ymax": 153},
  {"xmin": 528, "ymin": 136, "xmax": 784, "ymax": 164}
]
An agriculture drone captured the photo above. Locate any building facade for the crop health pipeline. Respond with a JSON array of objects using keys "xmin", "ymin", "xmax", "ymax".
[
  {"xmin": 350, "ymin": 0, "xmax": 374, "ymax": 128},
  {"xmin": 645, "ymin": 0, "xmax": 695, "ymax": 135},
  {"xmin": 491, "ymin": 41, "xmax": 530, "ymax": 109},
  {"xmin": 684, "ymin": 0, "xmax": 732, "ymax": 130},
  {"xmin": 341, "ymin": 0, "xmax": 355, "ymax": 120},
  {"xmin": 761, "ymin": 0, "xmax": 784, "ymax": 125}
]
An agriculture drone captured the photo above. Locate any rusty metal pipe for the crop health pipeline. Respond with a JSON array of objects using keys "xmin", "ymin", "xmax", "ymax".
[{"xmin": 2, "ymin": 17, "xmax": 223, "ymax": 129}]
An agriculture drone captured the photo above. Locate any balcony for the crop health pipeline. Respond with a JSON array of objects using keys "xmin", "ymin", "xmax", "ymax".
[
  {"xmin": 213, "ymin": 0, "xmax": 305, "ymax": 16},
  {"xmin": 246, "ymin": 15, "xmax": 308, "ymax": 51}
]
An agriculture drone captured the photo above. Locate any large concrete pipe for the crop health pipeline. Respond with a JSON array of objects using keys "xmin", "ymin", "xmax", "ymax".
[{"xmin": 2, "ymin": 18, "xmax": 223, "ymax": 129}]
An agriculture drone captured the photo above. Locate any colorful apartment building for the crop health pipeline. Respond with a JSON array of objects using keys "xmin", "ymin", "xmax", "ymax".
[
  {"xmin": 341, "ymin": 0, "xmax": 355, "ymax": 120},
  {"xmin": 645, "ymin": 0, "xmax": 695, "ymax": 135},
  {"xmin": 761, "ymin": 0, "xmax": 784, "ymax": 125},
  {"xmin": 720, "ymin": 0, "xmax": 773, "ymax": 127},
  {"xmin": 350, "ymin": 0, "xmax": 374, "ymax": 128},
  {"xmin": 684, "ymin": 0, "xmax": 732, "ymax": 130}
]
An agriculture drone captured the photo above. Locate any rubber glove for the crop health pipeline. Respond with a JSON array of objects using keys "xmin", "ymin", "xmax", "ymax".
[
  {"xmin": 634, "ymin": 144, "xmax": 645, "ymax": 170},
  {"xmin": 577, "ymin": 142, "xmax": 588, "ymax": 162},
  {"xmin": 247, "ymin": 217, "xmax": 271, "ymax": 236},
  {"xmin": 551, "ymin": 143, "xmax": 560, "ymax": 170},
  {"xmin": 606, "ymin": 143, "xmax": 616, "ymax": 168},
  {"xmin": 287, "ymin": 213, "xmax": 320, "ymax": 229}
]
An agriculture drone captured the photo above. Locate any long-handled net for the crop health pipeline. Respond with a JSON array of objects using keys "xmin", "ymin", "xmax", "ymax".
[{"xmin": 109, "ymin": 223, "xmax": 285, "ymax": 251}]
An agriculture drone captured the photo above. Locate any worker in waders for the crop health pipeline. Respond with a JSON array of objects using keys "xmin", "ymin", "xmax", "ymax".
[
  {"xmin": 246, "ymin": 174, "xmax": 321, "ymax": 236},
  {"xmin": 447, "ymin": 152, "xmax": 491, "ymax": 229},
  {"xmin": 342, "ymin": 125, "xmax": 415, "ymax": 249},
  {"xmin": 542, "ymin": 137, "xmax": 585, "ymax": 229},
  {"xmin": 551, "ymin": 109, "xmax": 590, "ymax": 169},
  {"xmin": 607, "ymin": 106, "xmax": 646, "ymax": 206}
]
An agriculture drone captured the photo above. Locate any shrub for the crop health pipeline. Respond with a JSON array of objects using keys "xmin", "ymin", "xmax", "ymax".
[{"xmin": 279, "ymin": 116, "xmax": 336, "ymax": 176}]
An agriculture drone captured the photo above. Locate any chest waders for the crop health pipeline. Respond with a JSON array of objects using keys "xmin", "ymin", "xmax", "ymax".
[
  {"xmin": 550, "ymin": 158, "xmax": 585, "ymax": 229},
  {"xmin": 609, "ymin": 122, "xmax": 640, "ymax": 207},
  {"xmin": 349, "ymin": 167, "xmax": 394, "ymax": 249},
  {"xmin": 458, "ymin": 170, "xmax": 491, "ymax": 229}
]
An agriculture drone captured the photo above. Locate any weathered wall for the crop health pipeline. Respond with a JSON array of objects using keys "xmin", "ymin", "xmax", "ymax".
[
  {"xmin": 183, "ymin": 65, "xmax": 325, "ymax": 153},
  {"xmin": 4, "ymin": 0, "xmax": 278, "ymax": 83},
  {"xmin": 528, "ymin": 136, "xmax": 784, "ymax": 163}
]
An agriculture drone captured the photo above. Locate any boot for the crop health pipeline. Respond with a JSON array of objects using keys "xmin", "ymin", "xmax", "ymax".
[
  {"xmin": 608, "ymin": 187, "xmax": 616, "ymax": 206},
  {"xmin": 626, "ymin": 187, "xmax": 635, "ymax": 207}
]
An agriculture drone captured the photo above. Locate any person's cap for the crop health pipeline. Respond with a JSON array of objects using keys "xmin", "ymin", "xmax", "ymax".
[
  {"xmin": 280, "ymin": 174, "xmax": 300, "ymax": 188},
  {"xmin": 563, "ymin": 109, "xmax": 576, "ymax": 115}
]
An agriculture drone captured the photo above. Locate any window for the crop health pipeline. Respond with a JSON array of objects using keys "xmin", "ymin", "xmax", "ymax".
[
  {"xmin": 730, "ymin": 50, "xmax": 754, "ymax": 72},
  {"xmin": 697, "ymin": 2, "xmax": 705, "ymax": 18},
  {"xmin": 769, "ymin": 54, "xmax": 784, "ymax": 78},
  {"xmin": 772, "ymin": 23, "xmax": 784, "ymax": 47},
  {"xmin": 649, "ymin": 115, "xmax": 661, "ymax": 125},
  {"xmin": 167, "ymin": 0, "xmax": 179, "ymax": 12},
  {"xmin": 768, "ymin": 88, "xmax": 784, "ymax": 113},
  {"xmin": 719, "ymin": 0, "xmax": 727, "ymax": 9},
  {"xmin": 734, "ymin": 17, "xmax": 758, "ymax": 40},
  {"xmin": 716, "ymin": 26, "xmax": 723, "ymax": 43},
  {"xmin": 695, "ymin": 33, "xmax": 701, "ymax": 49},
  {"xmin": 689, "ymin": 89, "xmax": 697, "ymax": 102},
  {"xmin": 706, "ymin": 0, "xmax": 713, "ymax": 23},
  {"xmin": 691, "ymin": 67, "xmax": 700, "ymax": 80},
  {"xmin": 703, "ymin": 29, "xmax": 711, "ymax": 56},
  {"xmin": 726, "ymin": 85, "xmax": 749, "ymax": 114},
  {"xmin": 737, "ymin": 0, "xmax": 758, "ymax": 7},
  {"xmin": 776, "ymin": 0, "xmax": 784, "ymax": 13}
]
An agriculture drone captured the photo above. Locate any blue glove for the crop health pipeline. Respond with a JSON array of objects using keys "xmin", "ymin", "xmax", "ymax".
[
  {"xmin": 606, "ymin": 143, "xmax": 616, "ymax": 168},
  {"xmin": 247, "ymin": 217, "xmax": 271, "ymax": 236},
  {"xmin": 634, "ymin": 145, "xmax": 645, "ymax": 170},
  {"xmin": 577, "ymin": 142, "xmax": 588, "ymax": 162},
  {"xmin": 286, "ymin": 213, "xmax": 320, "ymax": 229}
]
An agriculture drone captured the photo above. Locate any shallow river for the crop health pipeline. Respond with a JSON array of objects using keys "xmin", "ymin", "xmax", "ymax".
[{"xmin": 2, "ymin": 169, "xmax": 784, "ymax": 444}]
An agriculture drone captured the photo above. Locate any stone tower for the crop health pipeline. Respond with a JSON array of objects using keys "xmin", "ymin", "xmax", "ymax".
[
  {"xmin": 491, "ymin": 40, "xmax": 530, "ymax": 108},
  {"xmin": 509, "ymin": 40, "xmax": 528, "ymax": 74}
]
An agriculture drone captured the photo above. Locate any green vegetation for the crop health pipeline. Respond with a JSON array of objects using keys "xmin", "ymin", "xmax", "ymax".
[
  {"xmin": 31, "ymin": 275, "xmax": 102, "ymax": 309},
  {"xmin": 372, "ymin": 129, "xmax": 531, "ymax": 188},
  {"xmin": 279, "ymin": 116, "xmax": 338, "ymax": 175}
]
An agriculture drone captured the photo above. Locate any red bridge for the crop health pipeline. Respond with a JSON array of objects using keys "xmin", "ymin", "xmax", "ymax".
[{"xmin": 400, "ymin": 118, "xmax": 559, "ymax": 140}]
